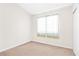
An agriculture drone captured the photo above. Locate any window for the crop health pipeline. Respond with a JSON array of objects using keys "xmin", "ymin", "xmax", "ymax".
[{"xmin": 37, "ymin": 15, "xmax": 59, "ymax": 38}]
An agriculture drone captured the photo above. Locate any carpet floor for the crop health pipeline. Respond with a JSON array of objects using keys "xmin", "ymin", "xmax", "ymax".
[{"xmin": 0, "ymin": 41, "xmax": 75, "ymax": 56}]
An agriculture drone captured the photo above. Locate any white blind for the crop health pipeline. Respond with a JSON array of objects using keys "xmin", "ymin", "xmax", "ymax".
[
  {"xmin": 37, "ymin": 15, "xmax": 58, "ymax": 37},
  {"xmin": 37, "ymin": 17, "xmax": 46, "ymax": 34}
]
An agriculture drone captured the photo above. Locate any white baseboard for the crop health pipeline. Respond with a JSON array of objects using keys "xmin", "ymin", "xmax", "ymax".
[
  {"xmin": 0, "ymin": 40, "xmax": 73, "ymax": 53},
  {"xmin": 32, "ymin": 40, "xmax": 72, "ymax": 49},
  {"xmin": 0, "ymin": 40, "xmax": 31, "ymax": 52}
]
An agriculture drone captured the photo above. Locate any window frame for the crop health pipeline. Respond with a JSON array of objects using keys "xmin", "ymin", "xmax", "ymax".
[{"xmin": 36, "ymin": 14, "xmax": 59, "ymax": 38}]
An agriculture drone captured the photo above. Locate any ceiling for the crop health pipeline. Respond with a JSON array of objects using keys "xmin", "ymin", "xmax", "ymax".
[{"xmin": 18, "ymin": 3, "xmax": 72, "ymax": 15}]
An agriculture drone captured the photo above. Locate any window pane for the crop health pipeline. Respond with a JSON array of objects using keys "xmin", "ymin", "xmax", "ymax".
[
  {"xmin": 47, "ymin": 15, "xmax": 58, "ymax": 36},
  {"xmin": 37, "ymin": 17, "xmax": 46, "ymax": 35}
]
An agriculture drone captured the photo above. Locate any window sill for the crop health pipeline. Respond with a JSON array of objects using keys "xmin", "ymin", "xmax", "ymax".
[{"xmin": 37, "ymin": 34, "xmax": 59, "ymax": 39}]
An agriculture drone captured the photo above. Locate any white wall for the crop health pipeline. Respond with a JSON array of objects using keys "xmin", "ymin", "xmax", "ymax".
[
  {"xmin": 32, "ymin": 6, "xmax": 73, "ymax": 49},
  {"xmin": 0, "ymin": 4, "xmax": 32, "ymax": 52},
  {"xmin": 73, "ymin": 4, "xmax": 79, "ymax": 56}
]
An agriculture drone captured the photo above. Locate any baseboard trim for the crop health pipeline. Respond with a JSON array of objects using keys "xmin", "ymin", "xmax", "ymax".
[
  {"xmin": 0, "ymin": 40, "xmax": 31, "ymax": 53},
  {"xmin": 0, "ymin": 40, "xmax": 73, "ymax": 53},
  {"xmin": 32, "ymin": 40, "xmax": 73, "ymax": 50}
]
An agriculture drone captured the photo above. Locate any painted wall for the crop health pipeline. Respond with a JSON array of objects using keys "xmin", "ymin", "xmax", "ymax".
[
  {"xmin": 73, "ymin": 4, "xmax": 79, "ymax": 56},
  {"xmin": 32, "ymin": 6, "xmax": 73, "ymax": 49},
  {"xmin": 0, "ymin": 4, "xmax": 32, "ymax": 52}
]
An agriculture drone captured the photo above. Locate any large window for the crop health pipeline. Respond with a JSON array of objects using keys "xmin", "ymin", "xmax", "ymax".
[{"xmin": 37, "ymin": 15, "xmax": 59, "ymax": 38}]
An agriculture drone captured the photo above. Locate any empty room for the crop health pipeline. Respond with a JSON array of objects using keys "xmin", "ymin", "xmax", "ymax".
[{"xmin": 0, "ymin": 3, "xmax": 79, "ymax": 56}]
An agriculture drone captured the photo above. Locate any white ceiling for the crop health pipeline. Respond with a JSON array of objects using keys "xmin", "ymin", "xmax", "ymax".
[{"xmin": 18, "ymin": 3, "xmax": 72, "ymax": 15}]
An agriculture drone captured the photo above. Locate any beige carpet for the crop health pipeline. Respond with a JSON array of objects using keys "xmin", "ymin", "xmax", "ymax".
[{"xmin": 0, "ymin": 41, "xmax": 75, "ymax": 56}]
